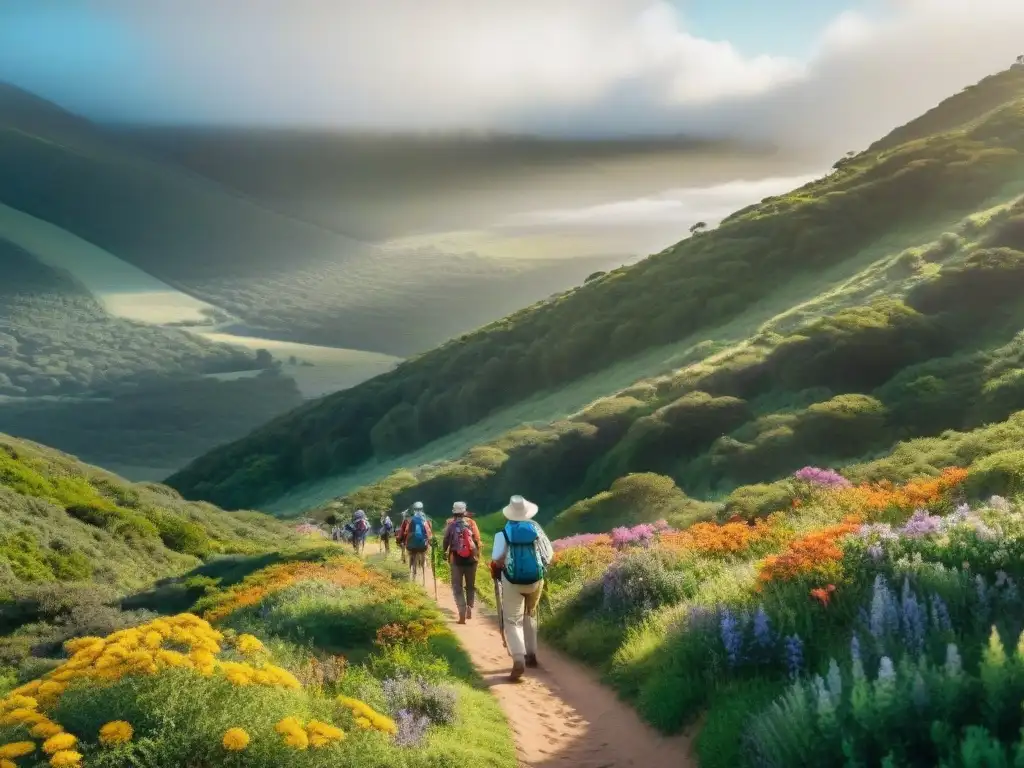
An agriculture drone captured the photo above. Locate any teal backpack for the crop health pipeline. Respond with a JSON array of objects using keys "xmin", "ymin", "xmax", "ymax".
[
  {"xmin": 502, "ymin": 521, "xmax": 545, "ymax": 585},
  {"xmin": 407, "ymin": 517, "xmax": 428, "ymax": 550}
]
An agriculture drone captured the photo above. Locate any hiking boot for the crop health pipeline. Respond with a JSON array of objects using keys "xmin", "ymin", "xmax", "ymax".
[
  {"xmin": 525, "ymin": 653, "xmax": 538, "ymax": 668},
  {"xmin": 509, "ymin": 659, "xmax": 526, "ymax": 682}
]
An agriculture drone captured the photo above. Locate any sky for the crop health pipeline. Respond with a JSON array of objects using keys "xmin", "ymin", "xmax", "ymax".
[{"xmin": 1, "ymin": 0, "xmax": 1023, "ymax": 152}]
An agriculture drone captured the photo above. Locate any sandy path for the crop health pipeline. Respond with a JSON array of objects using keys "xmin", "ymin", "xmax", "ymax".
[{"xmin": 430, "ymin": 571, "xmax": 698, "ymax": 768}]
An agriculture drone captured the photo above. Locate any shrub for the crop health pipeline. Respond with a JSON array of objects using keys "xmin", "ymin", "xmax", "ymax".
[
  {"xmin": 601, "ymin": 552, "xmax": 693, "ymax": 619},
  {"xmin": 382, "ymin": 676, "xmax": 458, "ymax": 726}
]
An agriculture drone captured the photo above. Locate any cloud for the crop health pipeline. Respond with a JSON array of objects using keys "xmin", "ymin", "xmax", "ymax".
[
  {"xmin": 500, "ymin": 174, "xmax": 820, "ymax": 230},
  {"xmin": 3, "ymin": 0, "xmax": 1024, "ymax": 152}
]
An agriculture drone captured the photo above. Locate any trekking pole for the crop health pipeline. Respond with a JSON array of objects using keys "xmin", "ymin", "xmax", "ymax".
[
  {"xmin": 431, "ymin": 542, "xmax": 438, "ymax": 600},
  {"xmin": 493, "ymin": 576, "xmax": 510, "ymax": 656}
]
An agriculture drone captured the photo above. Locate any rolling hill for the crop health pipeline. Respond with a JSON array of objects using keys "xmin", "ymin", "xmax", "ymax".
[{"xmin": 167, "ymin": 64, "xmax": 1024, "ymax": 514}]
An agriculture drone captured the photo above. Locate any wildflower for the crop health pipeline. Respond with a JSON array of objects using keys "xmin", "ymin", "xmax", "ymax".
[
  {"xmin": 752, "ymin": 606, "xmax": 773, "ymax": 649},
  {"xmin": 235, "ymin": 634, "xmax": 265, "ymax": 655},
  {"xmin": 306, "ymin": 720, "xmax": 344, "ymax": 748},
  {"xmin": 990, "ymin": 495, "xmax": 1011, "ymax": 513},
  {"xmin": 899, "ymin": 579, "xmax": 926, "ymax": 655},
  {"xmin": 877, "ymin": 656, "xmax": 896, "ymax": 684},
  {"xmin": 99, "ymin": 720, "xmax": 133, "ymax": 746},
  {"xmin": 276, "ymin": 717, "xmax": 308, "ymax": 750},
  {"xmin": 912, "ymin": 671, "xmax": 929, "ymax": 710},
  {"xmin": 395, "ymin": 710, "xmax": 431, "ymax": 748},
  {"xmin": 49, "ymin": 751, "xmax": 82, "ymax": 767},
  {"xmin": 810, "ymin": 584, "xmax": 836, "ymax": 607},
  {"xmin": 869, "ymin": 575, "xmax": 899, "ymax": 641},
  {"xmin": 851, "ymin": 633, "xmax": 864, "ymax": 681},
  {"xmin": 0, "ymin": 760, "xmax": 13, "ymax": 768},
  {"xmin": 42, "ymin": 733, "xmax": 77, "ymax": 755},
  {"xmin": 0, "ymin": 742, "xmax": 35, "ymax": 759},
  {"xmin": 784, "ymin": 634, "xmax": 804, "ymax": 679},
  {"xmin": 826, "ymin": 659, "xmax": 842, "ymax": 704},
  {"xmin": 867, "ymin": 543, "xmax": 884, "ymax": 562},
  {"xmin": 793, "ymin": 466, "xmax": 851, "ymax": 488},
  {"xmin": 900, "ymin": 509, "xmax": 942, "ymax": 538},
  {"xmin": 31, "ymin": 722, "xmax": 64, "ymax": 739},
  {"xmin": 930, "ymin": 595, "xmax": 952, "ymax": 633},
  {"xmin": 222, "ymin": 728, "xmax": 250, "ymax": 751},
  {"xmin": 719, "ymin": 608, "xmax": 743, "ymax": 667}
]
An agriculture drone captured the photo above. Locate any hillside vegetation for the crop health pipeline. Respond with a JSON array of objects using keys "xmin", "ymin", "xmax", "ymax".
[
  {"xmin": 169, "ymin": 66, "xmax": 1024, "ymax": 511},
  {"xmin": 0, "ymin": 434, "xmax": 514, "ymax": 766}
]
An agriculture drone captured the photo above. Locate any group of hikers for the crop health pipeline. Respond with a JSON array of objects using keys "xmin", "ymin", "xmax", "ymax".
[{"xmin": 331, "ymin": 495, "xmax": 552, "ymax": 681}]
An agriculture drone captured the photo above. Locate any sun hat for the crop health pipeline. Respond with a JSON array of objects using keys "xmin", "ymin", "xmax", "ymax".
[
  {"xmin": 412, "ymin": 501, "xmax": 424, "ymax": 511},
  {"xmin": 452, "ymin": 501, "xmax": 467, "ymax": 515},
  {"xmin": 502, "ymin": 495, "xmax": 538, "ymax": 522}
]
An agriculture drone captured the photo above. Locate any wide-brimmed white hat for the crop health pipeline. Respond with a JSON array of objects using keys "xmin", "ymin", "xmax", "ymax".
[
  {"xmin": 452, "ymin": 501, "xmax": 467, "ymax": 515},
  {"xmin": 412, "ymin": 501, "xmax": 424, "ymax": 511},
  {"xmin": 502, "ymin": 495, "xmax": 538, "ymax": 521}
]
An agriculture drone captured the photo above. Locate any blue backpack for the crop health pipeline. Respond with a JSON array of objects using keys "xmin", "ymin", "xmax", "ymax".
[
  {"xmin": 502, "ymin": 522, "xmax": 545, "ymax": 585},
  {"xmin": 407, "ymin": 517, "xmax": 428, "ymax": 550}
]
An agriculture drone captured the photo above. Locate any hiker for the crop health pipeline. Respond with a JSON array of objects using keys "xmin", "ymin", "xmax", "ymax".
[
  {"xmin": 330, "ymin": 525, "xmax": 341, "ymax": 542},
  {"xmin": 379, "ymin": 513, "xmax": 395, "ymax": 556},
  {"xmin": 442, "ymin": 501, "xmax": 481, "ymax": 624},
  {"xmin": 351, "ymin": 510, "xmax": 370, "ymax": 555},
  {"xmin": 490, "ymin": 495, "xmax": 553, "ymax": 682},
  {"xmin": 396, "ymin": 503, "xmax": 420, "ymax": 564},
  {"xmin": 399, "ymin": 504, "xmax": 432, "ymax": 585}
]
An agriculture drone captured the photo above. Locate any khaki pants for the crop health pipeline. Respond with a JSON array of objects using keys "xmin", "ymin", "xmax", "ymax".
[
  {"xmin": 451, "ymin": 562, "xmax": 477, "ymax": 617},
  {"xmin": 501, "ymin": 576, "xmax": 542, "ymax": 661},
  {"xmin": 408, "ymin": 550, "xmax": 427, "ymax": 583}
]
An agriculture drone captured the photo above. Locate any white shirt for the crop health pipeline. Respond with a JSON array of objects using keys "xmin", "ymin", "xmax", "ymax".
[{"xmin": 491, "ymin": 520, "xmax": 554, "ymax": 566}]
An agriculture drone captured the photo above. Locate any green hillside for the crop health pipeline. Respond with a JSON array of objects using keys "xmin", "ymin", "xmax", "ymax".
[{"xmin": 168, "ymin": 65, "xmax": 1024, "ymax": 512}]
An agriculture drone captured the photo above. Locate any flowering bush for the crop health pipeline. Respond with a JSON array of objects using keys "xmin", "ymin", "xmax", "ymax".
[
  {"xmin": 601, "ymin": 552, "xmax": 691, "ymax": 618},
  {"xmin": 382, "ymin": 676, "xmax": 458, "ymax": 727},
  {"xmin": 794, "ymin": 467, "xmax": 852, "ymax": 488},
  {"xmin": 757, "ymin": 517, "xmax": 862, "ymax": 583}
]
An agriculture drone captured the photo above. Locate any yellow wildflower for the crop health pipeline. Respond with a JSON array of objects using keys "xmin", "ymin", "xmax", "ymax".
[
  {"xmin": 0, "ymin": 759, "xmax": 14, "ymax": 768},
  {"xmin": 63, "ymin": 637, "xmax": 103, "ymax": 654},
  {"xmin": 235, "ymin": 634, "xmax": 265, "ymax": 655},
  {"xmin": 99, "ymin": 720, "xmax": 133, "ymax": 746},
  {"xmin": 144, "ymin": 631, "xmax": 163, "ymax": 650},
  {"xmin": 37, "ymin": 682, "xmax": 67, "ymax": 698},
  {"xmin": 4, "ymin": 708, "xmax": 42, "ymax": 726},
  {"xmin": 0, "ymin": 742, "xmax": 35, "ymax": 759},
  {"xmin": 3, "ymin": 695, "xmax": 38, "ymax": 711},
  {"xmin": 31, "ymin": 721, "xmax": 64, "ymax": 739},
  {"xmin": 355, "ymin": 717, "xmax": 371, "ymax": 729},
  {"xmin": 156, "ymin": 649, "xmax": 192, "ymax": 669},
  {"xmin": 11, "ymin": 681, "xmax": 40, "ymax": 697},
  {"xmin": 49, "ymin": 750, "xmax": 82, "ymax": 767},
  {"xmin": 222, "ymin": 728, "xmax": 250, "ymax": 751},
  {"xmin": 306, "ymin": 720, "xmax": 344, "ymax": 748},
  {"xmin": 42, "ymin": 733, "xmax": 77, "ymax": 755},
  {"xmin": 282, "ymin": 729, "xmax": 309, "ymax": 750}
]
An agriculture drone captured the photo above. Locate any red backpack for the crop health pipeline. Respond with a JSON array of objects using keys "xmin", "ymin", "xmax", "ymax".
[{"xmin": 453, "ymin": 519, "xmax": 476, "ymax": 559}]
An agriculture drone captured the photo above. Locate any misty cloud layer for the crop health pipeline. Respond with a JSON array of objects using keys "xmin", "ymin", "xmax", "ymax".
[{"xmin": 3, "ymin": 0, "xmax": 1023, "ymax": 152}]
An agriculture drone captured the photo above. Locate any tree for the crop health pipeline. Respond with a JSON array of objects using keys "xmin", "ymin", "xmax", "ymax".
[{"xmin": 689, "ymin": 222, "xmax": 708, "ymax": 236}]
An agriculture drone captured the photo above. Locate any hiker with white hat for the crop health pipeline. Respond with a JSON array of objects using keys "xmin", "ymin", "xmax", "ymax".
[
  {"xmin": 397, "ymin": 508, "xmax": 411, "ymax": 563},
  {"xmin": 442, "ymin": 502, "xmax": 482, "ymax": 624},
  {"xmin": 489, "ymin": 495, "xmax": 553, "ymax": 681}
]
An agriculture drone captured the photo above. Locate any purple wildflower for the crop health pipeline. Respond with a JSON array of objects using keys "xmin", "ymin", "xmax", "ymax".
[
  {"xmin": 720, "ymin": 608, "xmax": 743, "ymax": 667},
  {"xmin": 869, "ymin": 575, "xmax": 899, "ymax": 641},
  {"xmin": 793, "ymin": 466, "xmax": 852, "ymax": 488},
  {"xmin": 752, "ymin": 605, "xmax": 773, "ymax": 649},
  {"xmin": 610, "ymin": 522, "xmax": 664, "ymax": 549},
  {"xmin": 394, "ymin": 710, "xmax": 431, "ymax": 747},
  {"xmin": 867, "ymin": 544, "xmax": 885, "ymax": 563},
  {"xmin": 784, "ymin": 634, "xmax": 804, "ymax": 679},
  {"xmin": 900, "ymin": 509, "xmax": 943, "ymax": 538},
  {"xmin": 929, "ymin": 595, "xmax": 952, "ymax": 633},
  {"xmin": 899, "ymin": 578, "xmax": 926, "ymax": 655},
  {"xmin": 851, "ymin": 632, "xmax": 864, "ymax": 680}
]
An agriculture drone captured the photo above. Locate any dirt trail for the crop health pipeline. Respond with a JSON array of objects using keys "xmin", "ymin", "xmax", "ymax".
[{"xmin": 429, "ymin": 570, "xmax": 698, "ymax": 768}]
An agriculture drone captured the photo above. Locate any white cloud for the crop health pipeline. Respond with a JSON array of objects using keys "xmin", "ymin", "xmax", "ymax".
[
  {"xmin": 6, "ymin": 0, "xmax": 1024, "ymax": 152},
  {"xmin": 501, "ymin": 175, "xmax": 820, "ymax": 229}
]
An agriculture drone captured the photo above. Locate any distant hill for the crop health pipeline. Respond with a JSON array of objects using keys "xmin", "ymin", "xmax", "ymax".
[{"xmin": 167, "ymin": 65, "xmax": 1024, "ymax": 513}]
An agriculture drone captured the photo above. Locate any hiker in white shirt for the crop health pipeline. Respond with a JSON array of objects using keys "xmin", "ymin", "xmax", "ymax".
[{"xmin": 489, "ymin": 495, "xmax": 553, "ymax": 681}]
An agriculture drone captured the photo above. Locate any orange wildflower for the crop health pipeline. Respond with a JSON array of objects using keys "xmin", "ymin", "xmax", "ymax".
[
  {"xmin": 810, "ymin": 584, "xmax": 837, "ymax": 606},
  {"xmin": 758, "ymin": 517, "xmax": 861, "ymax": 583},
  {"xmin": 661, "ymin": 515, "xmax": 787, "ymax": 557}
]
